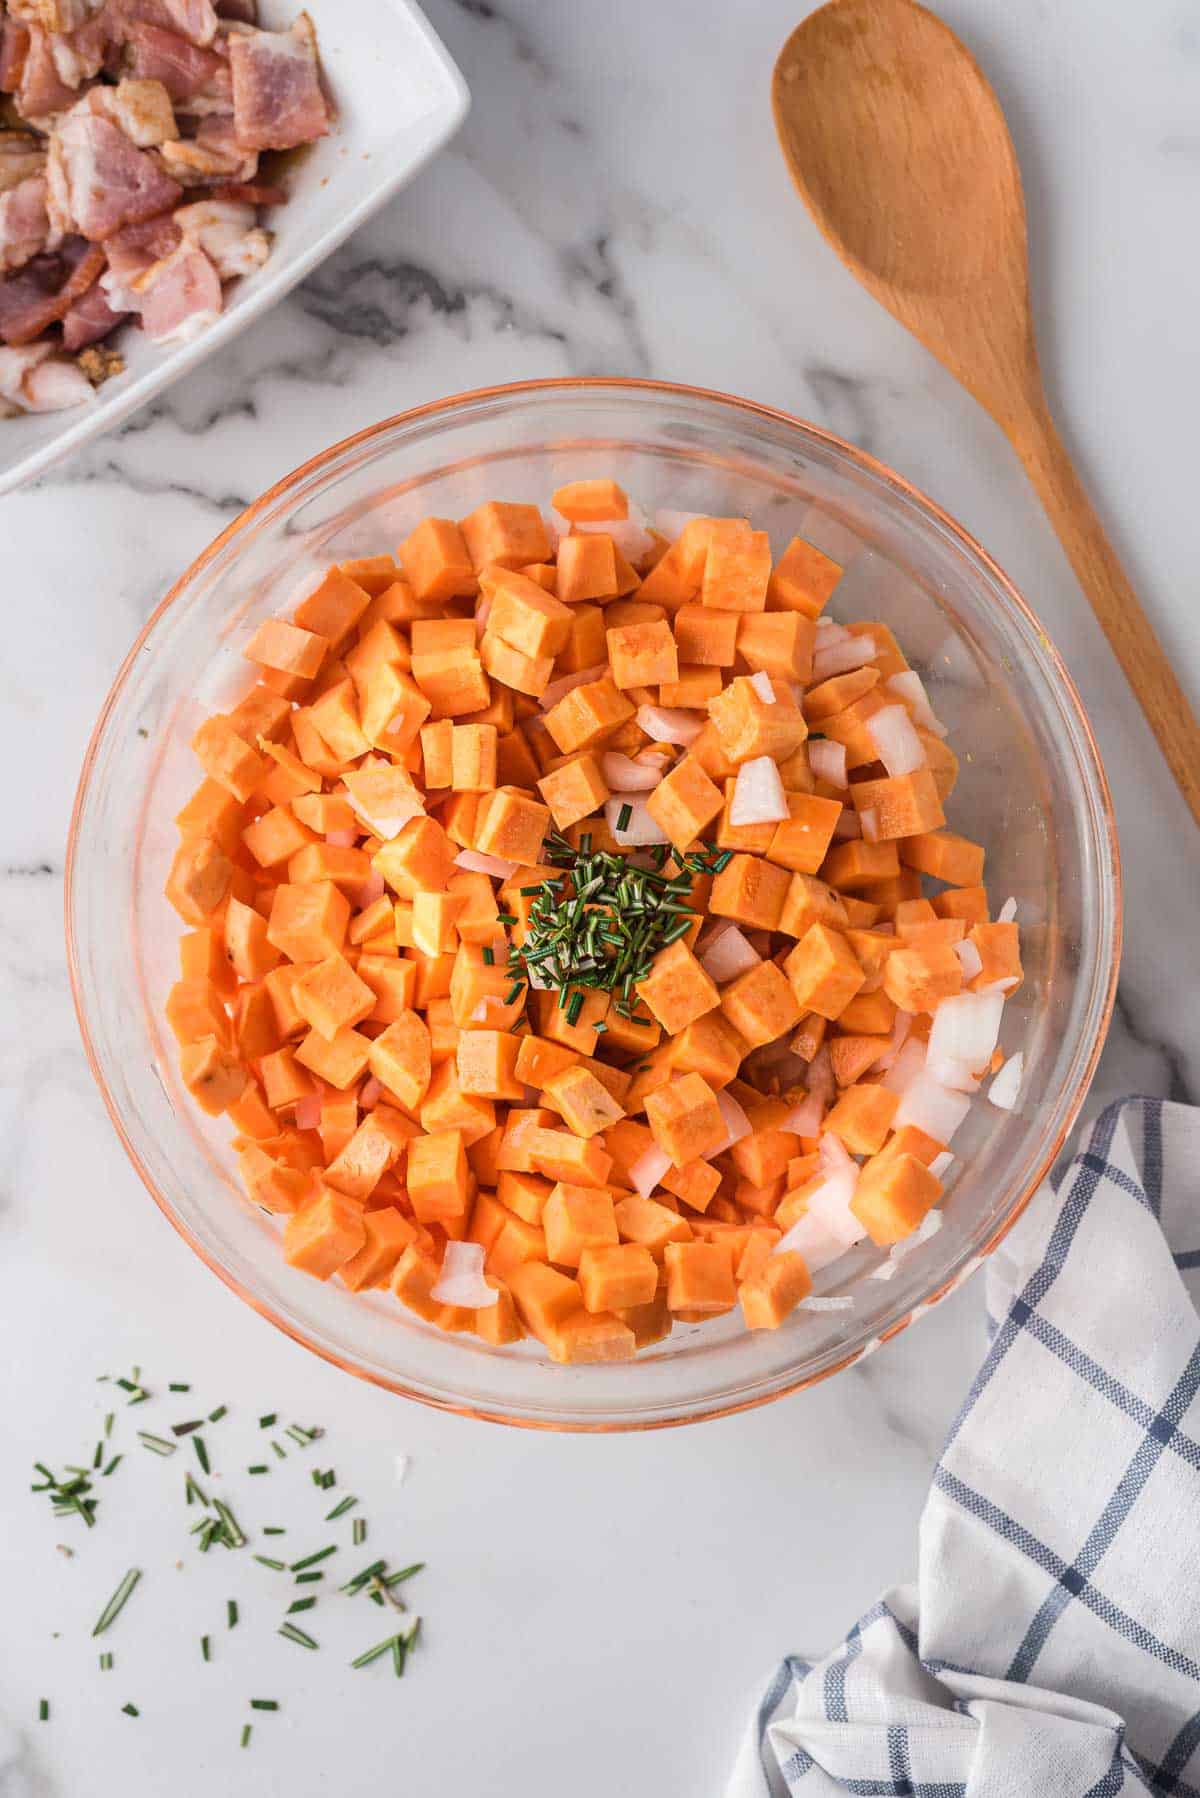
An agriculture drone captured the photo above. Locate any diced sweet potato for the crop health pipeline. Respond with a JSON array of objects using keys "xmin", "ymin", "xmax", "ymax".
[{"xmin": 850, "ymin": 1152, "xmax": 942, "ymax": 1246}]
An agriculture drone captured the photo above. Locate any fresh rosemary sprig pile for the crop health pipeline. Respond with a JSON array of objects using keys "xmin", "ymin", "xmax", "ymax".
[{"xmin": 507, "ymin": 831, "xmax": 732, "ymax": 1023}]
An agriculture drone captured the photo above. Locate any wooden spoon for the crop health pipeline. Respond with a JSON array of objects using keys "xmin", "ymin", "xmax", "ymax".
[{"xmin": 773, "ymin": 0, "xmax": 1200, "ymax": 825}]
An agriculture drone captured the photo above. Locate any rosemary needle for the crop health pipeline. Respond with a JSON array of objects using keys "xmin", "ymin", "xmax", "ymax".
[{"xmin": 92, "ymin": 1569, "xmax": 141, "ymax": 1637}]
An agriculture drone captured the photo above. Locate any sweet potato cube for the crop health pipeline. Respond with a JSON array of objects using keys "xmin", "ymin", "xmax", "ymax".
[
  {"xmin": 390, "ymin": 1244, "xmax": 455, "ymax": 1324},
  {"xmin": 882, "ymin": 943, "xmax": 963, "ymax": 1013},
  {"xmin": 259, "ymin": 1044, "xmax": 312, "ymax": 1112},
  {"xmin": 969, "ymin": 921, "xmax": 1022, "ymax": 993},
  {"xmin": 828, "ymin": 1034, "xmax": 887, "ymax": 1087},
  {"xmin": 900, "ymin": 829, "xmax": 985, "ymax": 887},
  {"xmin": 645, "ymin": 1072, "xmax": 726, "ymax": 1165},
  {"xmin": 577, "ymin": 1243, "xmax": 657, "ymax": 1313},
  {"xmin": 400, "ymin": 517, "xmax": 478, "ymax": 603},
  {"xmin": 267, "ymin": 882, "xmax": 350, "ymax": 963},
  {"xmin": 292, "ymin": 953, "xmax": 374, "ymax": 1040},
  {"xmin": 373, "ymin": 815, "xmax": 455, "ymax": 899},
  {"xmin": 659, "ymin": 664, "xmax": 723, "ymax": 709},
  {"xmin": 359, "ymin": 665, "xmax": 431, "ymax": 754},
  {"xmin": 736, "ymin": 610, "xmax": 815, "ymax": 681},
  {"xmin": 644, "ymin": 757, "xmax": 723, "ymax": 853},
  {"xmin": 673, "ymin": 604, "xmax": 739, "ymax": 667},
  {"xmin": 739, "ymin": 1250, "xmax": 812, "ymax": 1329},
  {"xmin": 709, "ymin": 853, "xmax": 790, "ymax": 930},
  {"xmin": 479, "ymin": 633, "xmax": 555, "ymax": 699},
  {"xmin": 700, "ymin": 520, "xmax": 771, "ymax": 613},
  {"xmin": 932, "ymin": 886, "xmax": 990, "ymax": 924},
  {"xmin": 508, "ymin": 1261, "xmax": 581, "ymax": 1342},
  {"xmin": 284, "ymin": 1182, "xmax": 366, "ymax": 1280},
  {"xmin": 779, "ymin": 872, "xmax": 850, "ymax": 940},
  {"xmin": 191, "ymin": 716, "xmax": 267, "ymax": 803},
  {"xmin": 719, "ymin": 960, "xmax": 802, "ymax": 1050},
  {"xmin": 548, "ymin": 1307, "xmax": 635, "ymax": 1362},
  {"xmin": 614, "ymin": 1192, "xmax": 692, "ymax": 1256},
  {"xmin": 708, "ymin": 676, "xmax": 808, "ymax": 764},
  {"xmin": 635, "ymin": 938, "xmax": 720, "ymax": 1034},
  {"xmin": 527, "ymin": 1127, "xmax": 613, "ymax": 1189},
  {"xmin": 165, "ymin": 835, "xmax": 233, "ymax": 924},
  {"xmin": 456, "ymin": 1029, "xmax": 525, "ymax": 1102},
  {"xmin": 242, "ymin": 804, "xmax": 316, "ymax": 869},
  {"xmin": 543, "ymin": 672, "xmax": 635, "ymax": 754},
  {"xmin": 543, "ymin": 1184, "xmax": 619, "ymax": 1268},
  {"xmin": 767, "ymin": 536, "xmax": 843, "ymax": 617},
  {"xmin": 238, "ymin": 1143, "xmax": 309, "ymax": 1214},
  {"xmin": 294, "ymin": 566, "xmax": 371, "ymax": 639},
  {"xmin": 556, "ymin": 532, "xmax": 619, "ymax": 603},
  {"xmin": 669, "ymin": 1012, "xmax": 747, "ymax": 1089},
  {"xmin": 411, "ymin": 648, "xmax": 490, "ymax": 719},
  {"xmin": 784, "ymin": 924, "xmax": 865, "ymax": 1020},
  {"xmin": 473, "ymin": 788, "xmax": 550, "ymax": 866},
  {"xmin": 664, "ymin": 1240, "xmax": 736, "ymax": 1315},
  {"xmin": 175, "ymin": 777, "xmax": 245, "ymax": 852},
  {"xmin": 244, "ymin": 616, "xmax": 327, "ymax": 685},
  {"xmin": 767, "ymin": 794, "xmax": 843, "ymax": 875},
  {"xmin": 821, "ymin": 839, "xmax": 900, "ymax": 893},
  {"xmin": 179, "ymin": 1037, "xmax": 246, "ymax": 1116},
  {"xmin": 537, "ymin": 753, "xmax": 609, "ymax": 830},
  {"xmin": 357, "ymin": 954, "xmax": 418, "ymax": 1025},
  {"xmin": 615, "ymin": 1290, "xmax": 674, "ymax": 1348},
  {"xmin": 851, "ymin": 769, "xmax": 945, "ymax": 840},
  {"xmin": 487, "ymin": 566, "xmax": 574, "ymax": 658},
  {"xmin": 850, "ymin": 1152, "xmax": 942, "ymax": 1246},
  {"xmin": 606, "ymin": 619, "xmax": 679, "ymax": 690},
  {"xmin": 325, "ymin": 1107, "xmax": 409, "ymax": 1202},
  {"xmin": 543, "ymin": 1064, "xmax": 624, "ymax": 1139},
  {"xmin": 824, "ymin": 1082, "xmax": 899, "ymax": 1155},
  {"xmin": 551, "ymin": 478, "xmax": 628, "ymax": 522},
  {"xmin": 407, "ymin": 1129, "xmax": 469, "ymax": 1221},
  {"xmin": 340, "ymin": 1207, "xmax": 419, "ymax": 1291},
  {"xmin": 412, "ymin": 891, "xmax": 468, "ymax": 958},
  {"xmin": 295, "ymin": 1025, "xmax": 372, "ymax": 1091},
  {"xmin": 496, "ymin": 1170, "xmax": 553, "ymax": 1226},
  {"xmin": 474, "ymin": 1278, "xmax": 526, "ymax": 1345},
  {"xmin": 367, "ymin": 1012, "xmax": 432, "ymax": 1110},
  {"xmin": 461, "ymin": 501, "xmax": 551, "ymax": 571},
  {"xmin": 452, "ymin": 943, "xmax": 526, "ymax": 1032},
  {"xmin": 419, "ymin": 719, "xmax": 453, "ymax": 789}
]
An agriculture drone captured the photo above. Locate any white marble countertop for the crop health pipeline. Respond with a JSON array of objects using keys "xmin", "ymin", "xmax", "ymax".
[{"xmin": 2, "ymin": 0, "xmax": 1198, "ymax": 1792}]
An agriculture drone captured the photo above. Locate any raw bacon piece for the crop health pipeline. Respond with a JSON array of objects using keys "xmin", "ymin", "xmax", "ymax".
[
  {"xmin": 174, "ymin": 197, "xmax": 267, "ymax": 277},
  {"xmin": 229, "ymin": 14, "xmax": 328, "ymax": 151},
  {"xmin": 0, "ymin": 172, "xmax": 50, "ymax": 270},
  {"xmin": 0, "ymin": 339, "xmax": 93, "ymax": 410},
  {"xmin": 61, "ymin": 274, "xmax": 126, "ymax": 347},
  {"xmin": 47, "ymin": 2, "xmax": 116, "ymax": 88},
  {"xmin": 216, "ymin": 0, "xmax": 256, "ymax": 19},
  {"xmin": 0, "ymin": 132, "xmax": 47, "ymax": 192},
  {"xmin": 0, "ymin": 18, "xmax": 32, "ymax": 93},
  {"xmin": 134, "ymin": 238, "xmax": 220, "ymax": 341},
  {"xmin": 50, "ymin": 109, "xmax": 182, "ymax": 238},
  {"xmin": 7, "ymin": 0, "xmax": 103, "ymax": 31},
  {"xmin": 97, "ymin": 75, "xmax": 178, "ymax": 147},
  {"xmin": 99, "ymin": 208, "xmax": 181, "ymax": 306},
  {"xmin": 18, "ymin": 23, "xmax": 78, "ymax": 118},
  {"xmin": 122, "ymin": 0, "xmax": 218, "ymax": 48},
  {"xmin": 0, "ymin": 236, "xmax": 102, "ymax": 341},
  {"xmin": 159, "ymin": 112, "xmax": 255, "ymax": 184},
  {"xmin": 126, "ymin": 21, "xmax": 224, "ymax": 100}
]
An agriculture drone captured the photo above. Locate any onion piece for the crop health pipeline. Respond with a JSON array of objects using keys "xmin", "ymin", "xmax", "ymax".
[
  {"xmin": 798, "ymin": 1295, "xmax": 854, "ymax": 1312},
  {"xmin": 978, "ymin": 976, "xmax": 1020, "ymax": 995},
  {"xmin": 730, "ymin": 756, "xmax": 788, "ymax": 827},
  {"xmin": 601, "ymin": 751, "xmax": 661, "ymax": 792},
  {"xmin": 431, "ymin": 1242, "xmax": 498, "ymax": 1309},
  {"xmin": 574, "ymin": 515, "xmax": 655, "ymax": 561},
  {"xmin": 928, "ymin": 992, "xmax": 1004, "ymax": 1070},
  {"xmin": 699, "ymin": 924, "xmax": 762, "ymax": 984},
  {"xmin": 454, "ymin": 848, "xmax": 519, "ymax": 880},
  {"xmin": 539, "ymin": 663, "xmax": 607, "ymax": 711},
  {"xmin": 774, "ymin": 1210, "xmax": 851, "ymax": 1274},
  {"xmin": 605, "ymin": 796, "xmax": 669, "ymax": 847},
  {"xmin": 929, "ymin": 1151, "xmax": 955, "ymax": 1180},
  {"xmin": 954, "ymin": 938, "xmax": 984, "ymax": 982},
  {"xmin": 857, "ymin": 806, "xmax": 880, "ymax": 843},
  {"xmin": 636, "ymin": 703, "xmax": 704, "ymax": 745},
  {"xmin": 814, "ymin": 617, "xmax": 848, "ymax": 640},
  {"xmin": 812, "ymin": 633, "xmax": 876, "ymax": 683},
  {"xmin": 630, "ymin": 1145, "xmax": 670, "ymax": 1199},
  {"xmin": 653, "ymin": 507, "xmax": 706, "ymax": 538},
  {"xmin": 874, "ymin": 1009, "xmax": 913, "ymax": 1072},
  {"xmin": 706, "ymin": 1088, "xmax": 752, "ymax": 1157},
  {"xmin": 988, "ymin": 1051, "xmax": 1024, "ymax": 1111},
  {"xmin": 805, "ymin": 1170, "xmax": 864, "ymax": 1248},
  {"xmin": 881, "ymin": 1036, "xmax": 926, "ymax": 1096},
  {"xmin": 894, "ymin": 1072, "xmax": 972, "ymax": 1144},
  {"xmin": 294, "ymin": 1093, "xmax": 321, "ymax": 1132},
  {"xmin": 887, "ymin": 670, "xmax": 948, "ymax": 738},
  {"xmin": 998, "ymin": 896, "xmax": 1018, "ymax": 924},
  {"xmin": 924, "ymin": 1054, "xmax": 982, "ymax": 1094},
  {"xmin": 346, "ymin": 782, "xmax": 425, "ymax": 841},
  {"xmin": 808, "ymin": 739, "xmax": 847, "ymax": 787},
  {"xmin": 866, "ymin": 704, "xmax": 927, "ymax": 777},
  {"xmin": 748, "ymin": 671, "xmax": 776, "ymax": 704}
]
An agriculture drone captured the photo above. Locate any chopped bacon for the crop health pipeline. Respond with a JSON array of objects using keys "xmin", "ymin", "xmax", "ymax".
[
  {"xmin": 228, "ymin": 14, "xmax": 329, "ymax": 151},
  {"xmin": 0, "ymin": 132, "xmax": 47, "ymax": 192},
  {"xmin": 125, "ymin": 19, "xmax": 225, "ymax": 100},
  {"xmin": 159, "ymin": 111, "xmax": 255, "ymax": 183},
  {"xmin": 210, "ymin": 180, "xmax": 285, "ymax": 207},
  {"xmin": 50, "ymin": 109, "xmax": 182, "ymax": 238},
  {"xmin": 0, "ymin": 173, "xmax": 50, "ymax": 271},
  {"xmin": 61, "ymin": 273, "xmax": 126, "ymax": 348},
  {"xmin": 99, "ymin": 207, "xmax": 181, "ymax": 306},
  {"xmin": 122, "ymin": 0, "xmax": 218, "ymax": 48},
  {"xmin": 0, "ymin": 338, "xmax": 93, "ymax": 410},
  {"xmin": 8, "ymin": 0, "xmax": 103, "ymax": 31},
  {"xmin": 134, "ymin": 238, "xmax": 220, "ymax": 341},
  {"xmin": 18, "ymin": 23, "xmax": 79, "ymax": 119},
  {"xmin": 97, "ymin": 75, "xmax": 179, "ymax": 147},
  {"xmin": 174, "ymin": 197, "xmax": 267, "ymax": 277},
  {"xmin": 0, "ymin": 18, "xmax": 32, "ymax": 93},
  {"xmin": 215, "ymin": 0, "xmax": 256, "ymax": 19},
  {"xmin": 46, "ymin": 1, "xmax": 118, "ymax": 88},
  {"xmin": 0, "ymin": 234, "xmax": 102, "ymax": 342}
]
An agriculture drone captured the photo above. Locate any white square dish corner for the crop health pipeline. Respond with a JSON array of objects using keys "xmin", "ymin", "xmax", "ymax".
[{"xmin": 0, "ymin": 0, "xmax": 469, "ymax": 499}]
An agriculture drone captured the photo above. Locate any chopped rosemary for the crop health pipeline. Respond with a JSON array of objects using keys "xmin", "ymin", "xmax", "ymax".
[
  {"xmin": 185, "ymin": 1474, "xmax": 209, "ymax": 1508},
  {"xmin": 226, "ymin": 1600, "xmax": 238, "ymax": 1629},
  {"xmin": 192, "ymin": 1436, "xmax": 210, "ymax": 1475},
  {"xmin": 99, "ymin": 1652, "xmax": 113, "ymax": 1671},
  {"xmin": 326, "ymin": 1496, "xmax": 357, "ymax": 1521},
  {"xmin": 102, "ymin": 1455, "xmax": 122, "ymax": 1478},
  {"xmin": 137, "ymin": 1432, "xmax": 175, "ymax": 1457},
  {"xmin": 200, "ymin": 1636, "xmax": 211, "ymax": 1662},
  {"xmin": 241, "ymin": 1724, "xmax": 252, "ymax": 1748},
  {"xmin": 290, "ymin": 1544, "xmax": 337, "ymax": 1573},
  {"xmin": 258, "ymin": 1413, "xmax": 277, "ymax": 1429},
  {"xmin": 287, "ymin": 1596, "xmax": 317, "ymax": 1615},
  {"xmin": 262, "ymin": 1526, "xmax": 286, "ymax": 1536},
  {"xmin": 171, "ymin": 1419, "xmax": 203, "ymax": 1437},
  {"xmin": 250, "ymin": 1699, "xmax": 279, "ymax": 1712},
  {"xmin": 482, "ymin": 946, "xmax": 494, "ymax": 965},
  {"xmin": 207, "ymin": 1405, "xmax": 228, "ymax": 1424},
  {"xmin": 248, "ymin": 1464, "xmax": 269, "ymax": 1475},
  {"xmin": 294, "ymin": 1571, "xmax": 324, "ymax": 1585},
  {"xmin": 253, "ymin": 1555, "xmax": 285, "ymax": 1571},
  {"xmin": 213, "ymin": 1500, "xmax": 245, "ymax": 1548},
  {"xmin": 278, "ymin": 1622, "xmax": 318, "ymax": 1650},
  {"xmin": 121, "ymin": 1703, "xmax": 139, "ymax": 1717},
  {"xmin": 33, "ymin": 1462, "xmax": 98, "ymax": 1527},
  {"xmin": 168, "ymin": 1383, "xmax": 190, "ymax": 1393},
  {"xmin": 92, "ymin": 1568, "xmax": 141, "ymax": 1637},
  {"xmin": 38, "ymin": 1699, "xmax": 49, "ymax": 1721},
  {"xmin": 271, "ymin": 1440, "xmax": 286, "ymax": 1460},
  {"xmin": 352, "ymin": 1518, "xmax": 367, "ymax": 1546}
]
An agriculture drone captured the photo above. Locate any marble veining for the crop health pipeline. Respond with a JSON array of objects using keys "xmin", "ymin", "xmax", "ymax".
[{"xmin": 1, "ymin": 1, "xmax": 1198, "ymax": 1793}]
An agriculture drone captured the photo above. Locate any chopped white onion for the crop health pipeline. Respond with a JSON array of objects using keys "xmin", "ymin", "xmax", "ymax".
[
  {"xmin": 601, "ymin": 751, "xmax": 661, "ymax": 792},
  {"xmin": 636, "ymin": 704, "xmax": 704, "ymax": 745},
  {"xmin": 832, "ymin": 808, "xmax": 862, "ymax": 840},
  {"xmin": 857, "ymin": 806, "xmax": 880, "ymax": 843},
  {"xmin": 798, "ymin": 1295, "xmax": 855, "ymax": 1312},
  {"xmin": 879, "ymin": 1205, "xmax": 946, "ymax": 1275},
  {"xmin": 574, "ymin": 515, "xmax": 655, "ymax": 561},
  {"xmin": 954, "ymin": 938, "xmax": 984, "ymax": 982},
  {"xmin": 748, "ymin": 671, "xmax": 776, "ymax": 704},
  {"xmin": 813, "ymin": 617, "xmax": 848, "ymax": 640},
  {"xmin": 808, "ymin": 739, "xmax": 847, "ymax": 787},
  {"xmin": 874, "ymin": 1010, "xmax": 913, "ymax": 1072},
  {"xmin": 360, "ymin": 1077, "xmax": 382, "ymax": 1109},
  {"xmin": 347, "ymin": 785, "xmax": 425, "ymax": 842},
  {"xmin": 539, "ymin": 663, "xmax": 608, "ymax": 711},
  {"xmin": 470, "ymin": 1002, "xmax": 490, "ymax": 1023},
  {"xmin": 928, "ymin": 992, "xmax": 1004, "ymax": 1070},
  {"xmin": 881, "ymin": 1036, "xmax": 927, "ymax": 1096},
  {"xmin": 894, "ymin": 1072, "xmax": 972, "ymax": 1144},
  {"xmin": 474, "ymin": 594, "xmax": 492, "ymax": 638},
  {"xmin": 929, "ymin": 1151, "xmax": 955, "ymax": 1179},
  {"xmin": 978, "ymin": 976, "xmax": 1020, "ymax": 995},
  {"xmin": 630, "ymin": 1145, "xmax": 671, "ymax": 1199},
  {"xmin": 998, "ymin": 896, "xmax": 1018, "ymax": 924},
  {"xmin": 782, "ymin": 1092, "xmax": 823, "ymax": 1136},
  {"xmin": 431, "ymin": 1241, "xmax": 498, "ymax": 1309},
  {"xmin": 454, "ymin": 848, "xmax": 519, "ymax": 880},
  {"xmin": 605, "ymin": 796, "xmax": 669, "ymax": 847},
  {"xmin": 866, "ymin": 704, "xmax": 927, "ymax": 777},
  {"xmin": 806, "ymin": 1170, "xmax": 865, "ymax": 1247},
  {"xmin": 730, "ymin": 756, "xmax": 789, "ymax": 827},
  {"xmin": 775, "ymin": 1210, "xmax": 851, "ymax": 1274},
  {"xmin": 699, "ymin": 924, "xmax": 762, "ymax": 984},
  {"xmin": 294, "ymin": 1093, "xmax": 321, "ymax": 1131},
  {"xmin": 887, "ymin": 670, "xmax": 948, "ymax": 739},
  {"xmin": 988, "ymin": 1051, "xmax": 1024, "ymax": 1111},
  {"xmin": 924, "ymin": 1054, "xmax": 982, "ymax": 1094},
  {"xmin": 653, "ymin": 507, "xmax": 706, "ymax": 538},
  {"xmin": 818, "ymin": 1131, "xmax": 858, "ymax": 1181},
  {"xmin": 706, "ymin": 1088, "xmax": 752, "ymax": 1157},
  {"xmin": 812, "ymin": 633, "xmax": 876, "ymax": 683}
]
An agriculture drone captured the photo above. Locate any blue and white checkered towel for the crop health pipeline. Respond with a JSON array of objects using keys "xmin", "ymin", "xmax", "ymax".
[{"xmin": 731, "ymin": 1097, "xmax": 1200, "ymax": 1797}]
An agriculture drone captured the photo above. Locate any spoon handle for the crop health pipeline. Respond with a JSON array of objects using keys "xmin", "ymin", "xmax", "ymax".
[{"xmin": 1009, "ymin": 392, "xmax": 1200, "ymax": 826}]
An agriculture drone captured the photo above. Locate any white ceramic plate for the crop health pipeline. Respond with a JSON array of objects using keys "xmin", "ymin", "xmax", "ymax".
[{"xmin": 0, "ymin": 0, "xmax": 469, "ymax": 497}]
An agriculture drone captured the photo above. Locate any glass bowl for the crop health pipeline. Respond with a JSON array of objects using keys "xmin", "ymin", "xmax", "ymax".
[{"xmin": 66, "ymin": 379, "xmax": 1120, "ymax": 1431}]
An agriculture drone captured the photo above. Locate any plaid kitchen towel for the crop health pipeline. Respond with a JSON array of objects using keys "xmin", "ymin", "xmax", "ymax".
[{"xmin": 731, "ymin": 1097, "xmax": 1200, "ymax": 1797}]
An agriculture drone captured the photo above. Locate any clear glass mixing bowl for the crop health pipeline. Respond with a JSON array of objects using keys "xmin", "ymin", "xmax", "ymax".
[{"xmin": 66, "ymin": 379, "xmax": 1120, "ymax": 1430}]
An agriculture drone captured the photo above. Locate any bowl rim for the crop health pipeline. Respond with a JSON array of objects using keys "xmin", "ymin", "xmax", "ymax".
[{"xmin": 64, "ymin": 375, "xmax": 1122, "ymax": 1431}]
